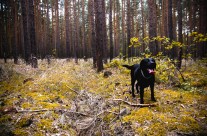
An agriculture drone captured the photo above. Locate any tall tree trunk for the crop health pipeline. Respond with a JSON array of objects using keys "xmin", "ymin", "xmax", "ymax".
[
  {"xmin": 168, "ymin": 0, "xmax": 174, "ymax": 58},
  {"xmin": 82, "ymin": 0, "xmax": 87, "ymax": 60},
  {"xmin": 77, "ymin": 0, "xmax": 80, "ymax": 59},
  {"xmin": 113, "ymin": 0, "xmax": 116, "ymax": 57},
  {"xmin": 29, "ymin": 0, "xmax": 38, "ymax": 68},
  {"xmin": 12, "ymin": 0, "xmax": 18, "ymax": 64},
  {"xmin": 115, "ymin": 0, "xmax": 120, "ymax": 57},
  {"xmin": 65, "ymin": 0, "xmax": 70, "ymax": 58},
  {"xmin": 94, "ymin": 0, "xmax": 104, "ymax": 72},
  {"xmin": 109, "ymin": 0, "xmax": 113, "ymax": 61},
  {"xmin": 177, "ymin": 0, "xmax": 183, "ymax": 69},
  {"xmin": 88, "ymin": 0, "xmax": 92, "ymax": 58},
  {"xmin": 173, "ymin": 0, "xmax": 177, "ymax": 58},
  {"xmin": 73, "ymin": 0, "xmax": 78, "ymax": 63},
  {"xmin": 141, "ymin": 0, "xmax": 145, "ymax": 52},
  {"xmin": 21, "ymin": 0, "xmax": 31, "ymax": 64},
  {"xmin": 122, "ymin": 0, "xmax": 126, "ymax": 60},
  {"xmin": 29, "ymin": 0, "xmax": 37, "ymax": 56},
  {"xmin": 46, "ymin": 0, "xmax": 51, "ymax": 55},
  {"xmin": 148, "ymin": 0, "xmax": 158, "ymax": 55},
  {"xmin": 2, "ymin": 1, "xmax": 9, "ymax": 63},
  {"xmin": 55, "ymin": 0, "xmax": 60, "ymax": 57},
  {"xmin": 34, "ymin": 0, "xmax": 40, "ymax": 57},
  {"xmin": 161, "ymin": 0, "xmax": 168, "ymax": 55},
  {"xmin": 89, "ymin": 0, "xmax": 96, "ymax": 68},
  {"xmin": 127, "ymin": 0, "xmax": 131, "ymax": 60},
  {"xmin": 51, "ymin": 0, "xmax": 55, "ymax": 56},
  {"xmin": 198, "ymin": 0, "xmax": 207, "ymax": 58},
  {"xmin": 101, "ymin": 0, "xmax": 107, "ymax": 63},
  {"xmin": 134, "ymin": 0, "xmax": 140, "ymax": 56},
  {"xmin": 130, "ymin": 0, "xmax": 135, "ymax": 58},
  {"xmin": 0, "ymin": 1, "xmax": 4, "ymax": 58}
]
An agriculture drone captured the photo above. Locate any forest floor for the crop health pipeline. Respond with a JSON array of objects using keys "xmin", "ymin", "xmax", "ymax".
[{"xmin": 0, "ymin": 58, "xmax": 207, "ymax": 136}]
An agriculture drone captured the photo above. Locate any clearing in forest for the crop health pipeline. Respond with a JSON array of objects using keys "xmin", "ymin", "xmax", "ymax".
[{"xmin": 0, "ymin": 58, "xmax": 207, "ymax": 136}]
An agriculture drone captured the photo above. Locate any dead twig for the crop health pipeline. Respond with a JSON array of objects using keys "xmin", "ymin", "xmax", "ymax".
[
  {"xmin": 16, "ymin": 108, "xmax": 89, "ymax": 116},
  {"xmin": 65, "ymin": 85, "xmax": 79, "ymax": 94},
  {"xmin": 170, "ymin": 61, "xmax": 186, "ymax": 82},
  {"xmin": 113, "ymin": 99, "xmax": 157, "ymax": 107},
  {"xmin": 78, "ymin": 110, "xmax": 119, "ymax": 131},
  {"xmin": 16, "ymin": 109, "xmax": 51, "ymax": 113}
]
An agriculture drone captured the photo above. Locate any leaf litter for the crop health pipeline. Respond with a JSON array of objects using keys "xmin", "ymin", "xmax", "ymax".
[{"xmin": 0, "ymin": 58, "xmax": 207, "ymax": 136}]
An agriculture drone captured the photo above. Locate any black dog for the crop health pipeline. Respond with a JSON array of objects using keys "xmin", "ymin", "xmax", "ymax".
[{"xmin": 123, "ymin": 58, "xmax": 156, "ymax": 104}]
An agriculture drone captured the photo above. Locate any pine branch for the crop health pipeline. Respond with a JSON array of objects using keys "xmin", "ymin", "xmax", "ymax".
[{"xmin": 113, "ymin": 99, "xmax": 157, "ymax": 107}]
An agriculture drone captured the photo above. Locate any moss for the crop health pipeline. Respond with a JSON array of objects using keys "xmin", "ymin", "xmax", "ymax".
[
  {"xmin": 16, "ymin": 116, "xmax": 33, "ymax": 128},
  {"xmin": 36, "ymin": 119, "xmax": 53, "ymax": 130},
  {"xmin": 1, "ymin": 59, "xmax": 207, "ymax": 135},
  {"xmin": 4, "ymin": 97, "xmax": 19, "ymax": 106},
  {"xmin": 0, "ymin": 115, "xmax": 12, "ymax": 123},
  {"xmin": 148, "ymin": 122, "xmax": 167, "ymax": 136},
  {"xmin": 191, "ymin": 78, "xmax": 207, "ymax": 87},
  {"xmin": 36, "ymin": 101, "xmax": 60, "ymax": 109},
  {"xmin": 123, "ymin": 104, "xmax": 202, "ymax": 135},
  {"xmin": 21, "ymin": 102, "xmax": 32, "ymax": 109},
  {"xmin": 176, "ymin": 116, "xmax": 200, "ymax": 132},
  {"xmin": 103, "ymin": 113, "xmax": 115, "ymax": 123},
  {"xmin": 34, "ymin": 131, "xmax": 44, "ymax": 136},
  {"xmin": 199, "ymin": 109, "xmax": 207, "ymax": 117},
  {"xmin": 123, "ymin": 108, "xmax": 154, "ymax": 124},
  {"xmin": 13, "ymin": 128, "xmax": 29, "ymax": 136}
]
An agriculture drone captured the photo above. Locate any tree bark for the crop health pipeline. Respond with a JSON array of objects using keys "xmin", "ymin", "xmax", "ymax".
[
  {"xmin": 109, "ymin": 0, "xmax": 113, "ymax": 61},
  {"xmin": 127, "ymin": 0, "xmax": 131, "ymax": 60},
  {"xmin": 21, "ymin": 0, "xmax": 31, "ymax": 64},
  {"xmin": 55, "ymin": 0, "xmax": 60, "ymax": 57},
  {"xmin": 122, "ymin": 0, "xmax": 126, "ymax": 60},
  {"xmin": 198, "ymin": 0, "xmax": 207, "ymax": 58},
  {"xmin": 94, "ymin": 0, "xmax": 104, "ymax": 72},
  {"xmin": 177, "ymin": 0, "xmax": 183, "ymax": 69},
  {"xmin": 12, "ymin": 0, "xmax": 18, "ymax": 64},
  {"xmin": 73, "ymin": 0, "xmax": 78, "ymax": 63},
  {"xmin": 82, "ymin": 0, "xmax": 87, "ymax": 60},
  {"xmin": 28, "ymin": 0, "xmax": 38, "ymax": 68},
  {"xmin": 102, "ymin": 0, "xmax": 107, "ymax": 63},
  {"xmin": 141, "ymin": 0, "xmax": 145, "ymax": 53},
  {"xmin": 148, "ymin": 0, "xmax": 158, "ymax": 55},
  {"xmin": 65, "ymin": 0, "xmax": 70, "ymax": 58},
  {"xmin": 89, "ymin": 0, "xmax": 96, "ymax": 68},
  {"xmin": 168, "ymin": 0, "xmax": 174, "ymax": 58}
]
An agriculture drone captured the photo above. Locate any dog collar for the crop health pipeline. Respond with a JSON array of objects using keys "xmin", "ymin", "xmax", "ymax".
[{"xmin": 141, "ymin": 69, "xmax": 152, "ymax": 79}]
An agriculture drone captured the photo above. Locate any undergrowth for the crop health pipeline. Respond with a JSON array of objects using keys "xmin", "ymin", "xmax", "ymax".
[{"xmin": 0, "ymin": 58, "xmax": 206, "ymax": 135}]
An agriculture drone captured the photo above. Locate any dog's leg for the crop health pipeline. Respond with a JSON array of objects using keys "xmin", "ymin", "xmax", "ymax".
[
  {"xmin": 131, "ymin": 78, "xmax": 135, "ymax": 97},
  {"xmin": 150, "ymin": 84, "xmax": 156, "ymax": 101},
  {"xmin": 136, "ymin": 82, "xmax": 139, "ymax": 94},
  {"xmin": 140, "ymin": 86, "xmax": 144, "ymax": 104}
]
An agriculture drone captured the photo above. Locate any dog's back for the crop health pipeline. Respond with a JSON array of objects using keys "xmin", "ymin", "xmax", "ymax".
[{"xmin": 122, "ymin": 64, "xmax": 140, "ymax": 70}]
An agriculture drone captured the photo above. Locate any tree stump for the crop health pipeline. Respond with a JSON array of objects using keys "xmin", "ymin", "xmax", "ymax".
[{"xmin": 31, "ymin": 57, "xmax": 38, "ymax": 68}]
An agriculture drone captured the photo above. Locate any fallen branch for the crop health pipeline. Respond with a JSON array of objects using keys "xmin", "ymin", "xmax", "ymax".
[
  {"xmin": 16, "ymin": 109, "xmax": 51, "ymax": 113},
  {"xmin": 170, "ymin": 61, "xmax": 186, "ymax": 82},
  {"xmin": 113, "ymin": 99, "xmax": 157, "ymax": 107},
  {"xmin": 65, "ymin": 85, "xmax": 79, "ymax": 94},
  {"xmin": 16, "ymin": 108, "xmax": 89, "ymax": 116}
]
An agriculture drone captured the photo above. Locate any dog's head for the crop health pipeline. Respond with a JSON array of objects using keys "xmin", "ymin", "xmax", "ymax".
[{"xmin": 140, "ymin": 58, "xmax": 156, "ymax": 74}]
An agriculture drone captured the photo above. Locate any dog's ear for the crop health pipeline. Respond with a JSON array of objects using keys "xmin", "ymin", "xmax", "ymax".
[
  {"xmin": 140, "ymin": 58, "xmax": 148, "ymax": 69},
  {"xmin": 151, "ymin": 58, "xmax": 156, "ymax": 69}
]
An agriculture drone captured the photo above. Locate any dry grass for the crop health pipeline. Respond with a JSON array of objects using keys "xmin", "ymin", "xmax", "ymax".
[{"xmin": 0, "ymin": 58, "xmax": 207, "ymax": 135}]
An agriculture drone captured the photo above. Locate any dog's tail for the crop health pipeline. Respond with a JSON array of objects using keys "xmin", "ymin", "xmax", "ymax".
[{"xmin": 122, "ymin": 65, "xmax": 133, "ymax": 70}]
